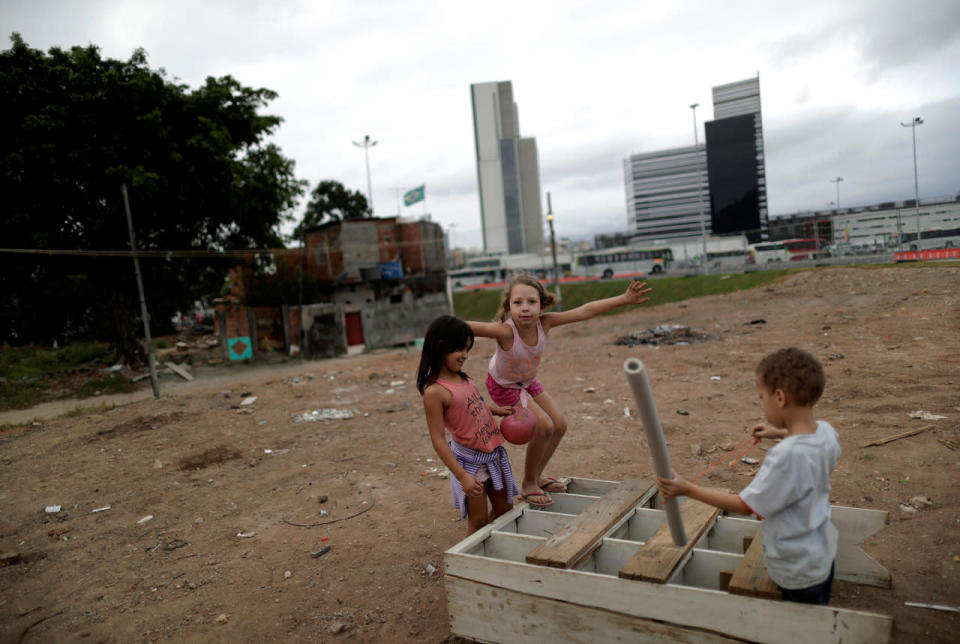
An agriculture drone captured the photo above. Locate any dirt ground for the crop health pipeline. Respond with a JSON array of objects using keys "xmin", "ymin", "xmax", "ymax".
[{"xmin": 1, "ymin": 265, "xmax": 958, "ymax": 643}]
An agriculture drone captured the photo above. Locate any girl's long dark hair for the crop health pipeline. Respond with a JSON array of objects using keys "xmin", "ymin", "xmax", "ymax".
[{"xmin": 416, "ymin": 315, "xmax": 475, "ymax": 394}]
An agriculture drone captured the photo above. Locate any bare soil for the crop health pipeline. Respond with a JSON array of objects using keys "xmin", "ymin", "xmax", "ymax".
[{"xmin": 1, "ymin": 265, "xmax": 958, "ymax": 643}]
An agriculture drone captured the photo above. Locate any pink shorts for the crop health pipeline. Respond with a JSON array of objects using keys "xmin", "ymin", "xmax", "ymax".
[{"xmin": 486, "ymin": 374, "xmax": 545, "ymax": 407}]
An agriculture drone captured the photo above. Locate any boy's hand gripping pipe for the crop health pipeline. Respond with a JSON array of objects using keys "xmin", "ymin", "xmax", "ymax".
[{"xmin": 624, "ymin": 358, "xmax": 687, "ymax": 546}]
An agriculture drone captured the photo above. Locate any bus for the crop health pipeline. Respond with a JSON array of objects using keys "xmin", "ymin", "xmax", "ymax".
[
  {"xmin": 574, "ymin": 246, "xmax": 673, "ymax": 279},
  {"xmin": 782, "ymin": 238, "xmax": 830, "ymax": 261},
  {"xmin": 749, "ymin": 238, "xmax": 828, "ymax": 263}
]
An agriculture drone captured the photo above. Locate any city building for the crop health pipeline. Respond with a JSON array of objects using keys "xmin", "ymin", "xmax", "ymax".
[
  {"xmin": 623, "ymin": 144, "xmax": 709, "ymax": 241},
  {"xmin": 471, "ymin": 81, "xmax": 545, "ymax": 256},
  {"xmin": 706, "ymin": 77, "xmax": 768, "ymax": 241},
  {"xmin": 624, "ymin": 75, "xmax": 768, "ymax": 245}
]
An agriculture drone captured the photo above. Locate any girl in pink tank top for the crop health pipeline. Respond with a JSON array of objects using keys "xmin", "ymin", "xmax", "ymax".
[
  {"xmin": 468, "ymin": 275, "xmax": 652, "ymax": 507},
  {"xmin": 418, "ymin": 315, "xmax": 520, "ymax": 535}
]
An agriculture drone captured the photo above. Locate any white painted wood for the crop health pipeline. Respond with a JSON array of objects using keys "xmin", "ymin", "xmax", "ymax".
[
  {"xmin": 831, "ymin": 505, "xmax": 889, "ymax": 543},
  {"xmin": 564, "ymin": 477, "xmax": 620, "ymax": 496},
  {"xmin": 512, "ymin": 509, "xmax": 574, "ymax": 538},
  {"xmin": 484, "ymin": 532, "xmax": 543, "ymax": 562},
  {"xmin": 836, "ymin": 540, "xmax": 892, "ymax": 588},
  {"xmin": 447, "ymin": 576, "xmax": 743, "ymax": 644},
  {"xmin": 540, "ymin": 492, "xmax": 603, "ymax": 515},
  {"xmin": 444, "ymin": 554, "xmax": 892, "ymax": 643}
]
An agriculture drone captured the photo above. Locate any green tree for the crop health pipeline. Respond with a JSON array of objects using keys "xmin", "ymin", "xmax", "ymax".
[
  {"xmin": 0, "ymin": 34, "xmax": 306, "ymax": 364},
  {"xmin": 291, "ymin": 180, "xmax": 370, "ymax": 239}
]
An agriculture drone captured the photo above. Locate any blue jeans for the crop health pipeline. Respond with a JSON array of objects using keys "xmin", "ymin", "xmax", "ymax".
[{"xmin": 779, "ymin": 562, "xmax": 835, "ymax": 605}]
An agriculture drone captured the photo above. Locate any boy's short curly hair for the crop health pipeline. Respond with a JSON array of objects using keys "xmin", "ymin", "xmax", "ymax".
[{"xmin": 755, "ymin": 348, "xmax": 825, "ymax": 406}]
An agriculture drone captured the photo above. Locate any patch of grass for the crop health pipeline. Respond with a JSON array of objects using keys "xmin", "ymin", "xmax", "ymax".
[
  {"xmin": 0, "ymin": 372, "xmax": 137, "ymax": 412},
  {"xmin": 452, "ymin": 269, "xmax": 793, "ymax": 322},
  {"xmin": 860, "ymin": 452, "xmax": 876, "ymax": 461},
  {"xmin": 0, "ymin": 341, "xmax": 116, "ymax": 380}
]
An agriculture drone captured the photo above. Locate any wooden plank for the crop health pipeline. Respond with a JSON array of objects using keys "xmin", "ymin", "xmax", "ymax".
[
  {"xmin": 729, "ymin": 528, "xmax": 780, "ymax": 600},
  {"xmin": 619, "ymin": 495, "xmax": 721, "ymax": 583},
  {"xmin": 164, "ymin": 361, "xmax": 194, "ymax": 381},
  {"xmin": 444, "ymin": 554, "xmax": 893, "ymax": 643},
  {"xmin": 446, "ymin": 575, "xmax": 742, "ymax": 644},
  {"xmin": 526, "ymin": 478, "xmax": 653, "ymax": 568}
]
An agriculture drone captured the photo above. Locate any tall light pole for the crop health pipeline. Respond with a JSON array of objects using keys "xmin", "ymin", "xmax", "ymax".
[
  {"xmin": 690, "ymin": 103, "xmax": 708, "ymax": 273},
  {"xmin": 546, "ymin": 192, "xmax": 562, "ymax": 312},
  {"xmin": 900, "ymin": 117, "xmax": 923, "ymax": 248},
  {"xmin": 829, "ymin": 177, "xmax": 843, "ymax": 210},
  {"xmin": 352, "ymin": 134, "xmax": 377, "ymax": 215}
]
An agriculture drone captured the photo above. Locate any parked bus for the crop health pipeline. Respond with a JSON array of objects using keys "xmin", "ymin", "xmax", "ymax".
[
  {"xmin": 898, "ymin": 226, "xmax": 960, "ymax": 251},
  {"xmin": 748, "ymin": 241, "xmax": 789, "ymax": 264},
  {"xmin": 749, "ymin": 238, "xmax": 828, "ymax": 263},
  {"xmin": 782, "ymin": 238, "xmax": 830, "ymax": 261},
  {"xmin": 574, "ymin": 246, "xmax": 673, "ymax": 279}
]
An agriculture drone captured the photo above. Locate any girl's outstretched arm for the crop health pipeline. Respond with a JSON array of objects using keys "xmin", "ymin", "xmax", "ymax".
[
  {"xmin": 542, "ymin": 280, "xmax": 652, "ymax": 331},
  {"xmin": 423, "ymin": 385, "xmax": 483, "ymax": 497},
  {"xmin": 467, "ymin": 320, "xmax": 513, "ymax": 344}
]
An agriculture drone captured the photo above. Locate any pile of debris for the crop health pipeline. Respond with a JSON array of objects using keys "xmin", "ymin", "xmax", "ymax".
[{"xmin": 614, "ymin": 324, "xmax": 708, "ymax": 347}]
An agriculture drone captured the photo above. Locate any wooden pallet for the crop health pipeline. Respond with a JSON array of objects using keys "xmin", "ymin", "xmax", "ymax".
[{"xmin": 445, "ymin": 477, "xmax": 892, "ymax": 644}]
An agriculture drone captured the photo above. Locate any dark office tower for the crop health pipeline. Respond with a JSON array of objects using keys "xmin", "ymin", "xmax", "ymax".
[
  {"xmin": 705, "ymin": 114, "xmax": 761, "ymax": 237},
  {"xmin": 708, "ymin": 76, "xmax": 768, "ymax": 241}
]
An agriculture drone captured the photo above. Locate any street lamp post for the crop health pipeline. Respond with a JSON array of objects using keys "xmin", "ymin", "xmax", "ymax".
[
  {"xmin": 900, "ymin": 117, "xmax": 923, "ymax": 249},
  {"xmin": 690, "ymin": 103, "xmax": 708, "ymax": 273},
  {"xmin": 829, "ymin": 177, "xmax": 843, "ymax": 210},
  {"xmin": 352, "ymin": 134, "xmax": 377, "ymax": 215},
  {"xmin": 546, "ymin": 192, "xmax": 562, "ymax": 312}
]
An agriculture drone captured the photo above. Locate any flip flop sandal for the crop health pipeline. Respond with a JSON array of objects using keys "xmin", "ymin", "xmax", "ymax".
[
  {"xmin": 519, "ymin": 491, "xmax": 554, "ymax": 507},
  {"xmin": 540, "ymin": 477, "xmax": 567, "ymax": 493}
]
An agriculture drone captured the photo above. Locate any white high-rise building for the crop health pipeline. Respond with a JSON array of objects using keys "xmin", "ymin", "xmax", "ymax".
[{"xmin": 471, "ymin": 81, "xmax": 544, "ymax": 255}]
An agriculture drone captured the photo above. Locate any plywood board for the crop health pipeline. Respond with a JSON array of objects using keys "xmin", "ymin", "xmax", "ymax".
[
  {"xmin": 729, "ymin": 529, "xmax": 780, "ymax": 600},
  {"xmin": 619, "ymin": 495, "xmax": 721, "ymax": 583},
  {"xmin": 525, "ymin": 478, "xmax": 652, "ymax": 568}
]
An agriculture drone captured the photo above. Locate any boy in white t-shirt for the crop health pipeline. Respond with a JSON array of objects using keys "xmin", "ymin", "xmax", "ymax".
[{"xmin": 655, "ymin": 348, "xmax": 841, "ymax": 604}]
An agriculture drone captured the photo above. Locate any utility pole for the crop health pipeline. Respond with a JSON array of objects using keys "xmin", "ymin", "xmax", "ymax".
[
  {"xmin": 121, "ymin": 184, "xmax": 159, "ymax": 399},
  {"xmin": 900, "ymin": 117, "xmax": 923, "ymax": 249},
  {"xmin": 546, "ymin": 192, "xmax": 562, "ymax": 312},
  {"xmin": 690, "ymin": 103, "xmax": 708, "ymax": 273},
  {"xmin": 829, "ymin": 177, "xmax": 843, "ymax": 210},
  {"xmin": 352, "ymin": 134, "xmax": 377, "ymax": 215}
]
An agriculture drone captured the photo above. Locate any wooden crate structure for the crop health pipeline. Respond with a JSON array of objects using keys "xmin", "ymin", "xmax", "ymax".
[{"xmin": 444, "ymin": 477, "xmax": 893, "ymax": 644}]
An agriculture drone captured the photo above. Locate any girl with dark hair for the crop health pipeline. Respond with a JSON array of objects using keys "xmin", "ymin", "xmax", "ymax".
[{"xmin": 418, "ymin": 315, "xmax": 520, "ymax": 535}]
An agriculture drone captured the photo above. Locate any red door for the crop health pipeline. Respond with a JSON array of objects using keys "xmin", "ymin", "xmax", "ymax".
[{"xmin": 345, "ymin": 312, "xmax": 364, "ymax": 346}]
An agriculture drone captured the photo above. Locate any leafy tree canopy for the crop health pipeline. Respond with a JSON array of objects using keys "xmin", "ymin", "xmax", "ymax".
[
  {"xmin": 0, "ymin": 34, "xmax": 307, "ymax": 363},
  {"xmin": 292, "ymin": 180, "xmax": 370, "ymax": 239}
]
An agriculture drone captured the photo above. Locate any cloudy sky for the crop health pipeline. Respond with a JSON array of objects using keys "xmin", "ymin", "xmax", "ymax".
[{"xmin": 4, "ymin": 0, "xmax": 960, "ymax": 246}]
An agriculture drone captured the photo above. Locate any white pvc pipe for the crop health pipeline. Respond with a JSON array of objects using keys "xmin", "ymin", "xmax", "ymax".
[{"xmin": 624, "ymin": 358, "xmax": 687, "ymax": 546}]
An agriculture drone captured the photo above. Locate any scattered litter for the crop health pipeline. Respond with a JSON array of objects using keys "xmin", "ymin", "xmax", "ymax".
[
  {"xmin": 741, "ymin": 457, "xmax": 759, "ymax": 465},
  {"xmin": 240, "ymin": 396, "xmax": 257, "ymax": 406},
  {"xmin": 676, "ymin": 410, "xmax": 690, "ymax": 416},
  {"xmin": 615, "ymin": 324, "xmax": 707, "ymax": 346},
  {"xmin": 319, "ymin": 509, "xmax": 328, "ymax": 517},
  {"xmin": 292, "ymin": 408, "xmax": 355, "ymax": 423},
  {"xmin": 390, "ymin": 380, "xmax": 405, "ymax": 387},
  {"xmin": 284, "ymin": 570, "xmax": 292, "ymax": 579},
  {"xmin": 908, "ymin": 496, "xmax": 933, "ymax": 508},
  {"xmin": 321, "ymin": 536, "xmax": 329, "ymax": 542},
  {"xmin": 899, "ymin": 504, "xmax": 917, "ymax": 513},
  {"xmin": 710, "ymin": 376, "xmax": 721, "ymax": 381},
  {"xmin": 623, "ymin": 407, "xmax": 630, "ymax": 417},
  {"xmin": 137, "ymin": 515, "xmax": 153, "ymax": 525},
  {"xmin": 236, "ymin": 531, "xmax": 256, "ymax": 538},
  {"xmin": 425, "ymin": 563, "xmax": 437, "ymax": 576},
  {"xmin": 45, "ymin": 505, "xmax": 62, "ymax": 513},
  {"xmin": 583, "ymin": 387, "xmax": 596, "ymax": 393},
  {"xmin": 904, "ymin": 601, "xmax": 959, "ymax": 613},
  {"xmin": 215, "ymin": 613, "xmax": 230, "ymax": 624},
  {"xmin": 310, "ymin": 545, "xmax": 332, "ymax": 558},
  {"xmin": 92, "ymin": 505, "xmax": 111, "ymax": 513},
  {"xmin": 829, "ymin": 353, "xmax": 845, "ymax": 360},
  {"xmin": 264, "ymin": 448, "xmax": 289, "ymax": 455},
  {"xmin": 602, "ymin": 399, "xmax": 615, "ymax": 405},
  {"xmin": 909, "ymin": 410, "xmax": 946, "ymax": 420}
]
